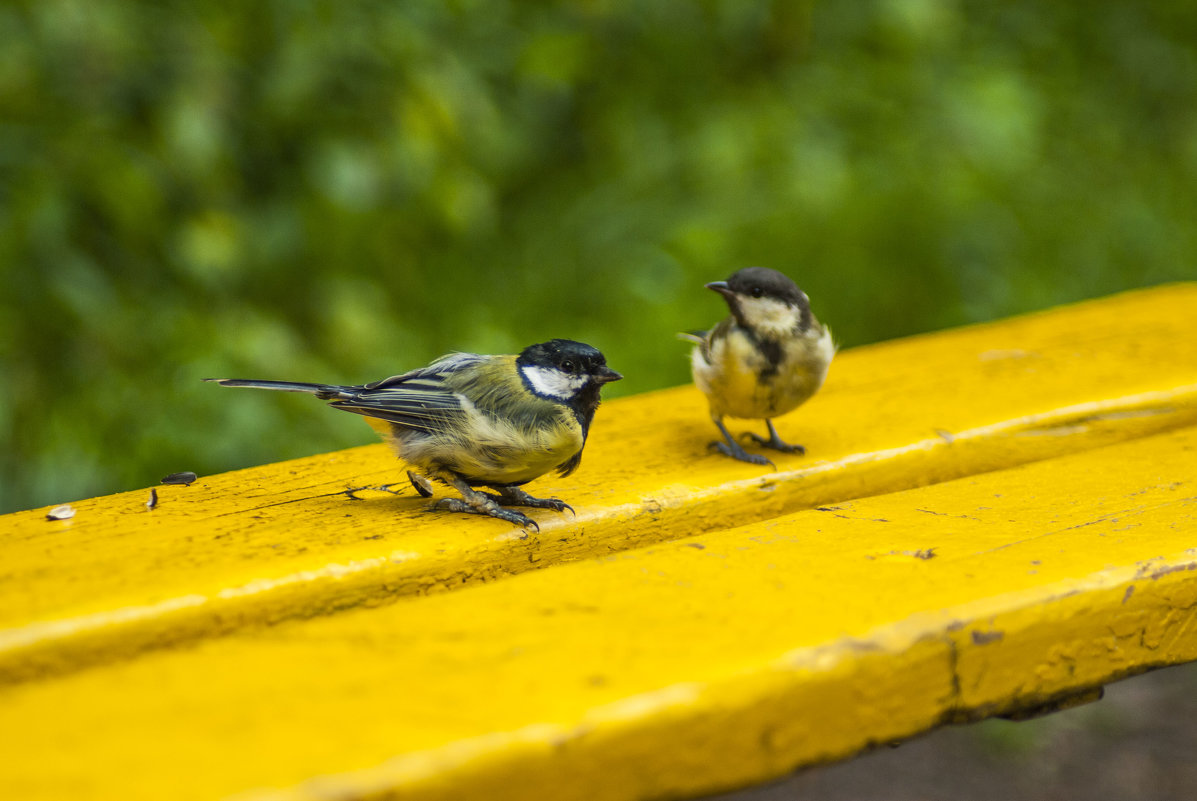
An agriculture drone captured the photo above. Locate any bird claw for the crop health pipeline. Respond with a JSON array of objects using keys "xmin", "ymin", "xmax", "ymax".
[
  {"xmin": 432, "ymin": 497, "xmax": 539, "ymax": 532},
  {"xmin": 711, "ymin": 441, "xmax": 776, "ymax": 469},
  {"xmin": 740, "ymin": 432, "xmax": 806, "ymax": 455},
  {"xmin": 492, "ymin": 488, "xmax": 575, "ymax": 517},
  {"xmin": 529, "ymin": 497, "xmax": 575, "ymax": 516}
]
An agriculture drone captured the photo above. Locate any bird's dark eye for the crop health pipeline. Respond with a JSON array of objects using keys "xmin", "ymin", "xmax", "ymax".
[
  {"xmin": 750, "ymin": 286, "xmax": 764, "ymax": 298},
  {"xmin": 560, "ymin": 359, "xmax": 575, "ymax": 373}
]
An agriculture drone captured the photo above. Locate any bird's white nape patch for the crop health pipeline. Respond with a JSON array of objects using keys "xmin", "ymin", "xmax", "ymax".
[{"xmin": 520, "ymin": 365, "xmax": 588, "ymax": 400}]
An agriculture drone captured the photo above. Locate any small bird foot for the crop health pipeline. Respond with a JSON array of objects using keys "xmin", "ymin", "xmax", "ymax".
[
  {"xmin": 710, "ymin": 440, "xmax": 776, "ymax": 467},
  {"xmin": 433, "ymin": 473, "xmax": 542, "ymax": 531},
  {"xmin": 711, "ymin": 419, "xmax": 776, "ymax": 468},
  {"xmin": 741, "ymin": 432, "xmax": 806, "ymax": 455},
  {"xmin": 742, "ymin": 420, "xmax": 806, "ymax": 455},
  {"xmin": 487, "ymin": 486, "xmax": 575, "ymax": 517},
  {"xmin": 433, "ymin": 497, "xmax": 539, "ymax": 531}
]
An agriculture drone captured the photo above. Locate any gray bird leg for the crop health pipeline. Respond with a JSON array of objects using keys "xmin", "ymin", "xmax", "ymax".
[
  {"xmin": 433, "ymin": 473, "xmax": 540, "ymax": 531},
  {"xmin": 488, "ymin": 486, "xmax": 575, "ymax": 517},
  {"xmin": 742, "ymin": 420, "xmax": 806, "ymax": 455},
  {"xmin": 711, "ymin": 419, "xmax": 775, "ymax": 468}
]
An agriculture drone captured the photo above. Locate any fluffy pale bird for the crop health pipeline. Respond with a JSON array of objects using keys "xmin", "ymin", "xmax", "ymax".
[{"xmin": 684, "ymin": 267, "xmax": 835, "ymax": 465}]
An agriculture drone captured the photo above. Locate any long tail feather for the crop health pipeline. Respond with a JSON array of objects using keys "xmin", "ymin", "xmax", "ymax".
[{"xmin": 202, "ymin": 378, "xmax": 353, "ymax": 400}]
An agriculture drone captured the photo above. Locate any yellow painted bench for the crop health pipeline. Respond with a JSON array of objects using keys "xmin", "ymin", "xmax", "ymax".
[{"xmin": 2, "ymin": 284, "xmax": 1196, "ymax": 800}]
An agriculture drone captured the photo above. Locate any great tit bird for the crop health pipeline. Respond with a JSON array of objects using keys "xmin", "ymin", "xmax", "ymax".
[
  {"xmin": 684, "ymin": 267, "xmax": 835, "ymax": 466},
  {"xmin": 205, "ymin": 339, "xmax": 622, "ymax": 529}
]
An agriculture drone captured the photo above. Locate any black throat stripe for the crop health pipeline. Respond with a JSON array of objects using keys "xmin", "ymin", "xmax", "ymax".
[{"xmin": 740, "ymin": 325, "xmax": 784, "ymax": 380}]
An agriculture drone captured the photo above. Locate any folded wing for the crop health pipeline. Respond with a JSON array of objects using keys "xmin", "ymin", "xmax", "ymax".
[{"xmin": 329, "ymin": 353, "xmax": 484, "ymax": 434}]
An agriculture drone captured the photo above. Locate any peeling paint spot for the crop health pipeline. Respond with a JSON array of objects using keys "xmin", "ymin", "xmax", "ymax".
[
  {"xmin": 865, "ymin": 548, "xmax": 936, "ymax": 561},
  {"xmin": 999, "ymin": 686, "xmax": 1105, "ymax": 721},
  {"xmin": 971, "ymin": 629, "xmax": 1004, "ymax": 645},
  {"xmin": 915, "ymin": 509, "xmax": 979, "ymax": 521},
  {"xmin": 1149, "ymin": 562, "xmax": 1197, "ymax": 580},
  {"xmin": 1122, "ymin": 585, "xmax": 1135, "ymax": 604}
]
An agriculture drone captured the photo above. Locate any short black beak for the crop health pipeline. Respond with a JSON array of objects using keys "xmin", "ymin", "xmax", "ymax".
[
  {"xmin": 596, "ymin": 366, "xmax": 623, "ymax": 384},
  {"xmin": 705, "ymin": 280, "xmax": 733, "ymax": 300}
]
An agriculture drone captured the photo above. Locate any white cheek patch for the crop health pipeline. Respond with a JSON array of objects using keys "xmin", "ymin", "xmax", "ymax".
[
  {"xmin": 738, "ymin": 296, "xmax": 802, "ymax": 337},
  {"xmin": 520, "ymin": 365, "xmax": 588, "ymax": 400}
]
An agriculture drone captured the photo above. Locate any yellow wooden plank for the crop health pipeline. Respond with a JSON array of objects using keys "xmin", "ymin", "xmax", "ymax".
[
  {"xmin": 1, "ymin": 425, "xmax": 1195, "ymax": 801},
  {"xmin": 3, "ymin": 284, "xmax": 1197, "ymax": 685}
]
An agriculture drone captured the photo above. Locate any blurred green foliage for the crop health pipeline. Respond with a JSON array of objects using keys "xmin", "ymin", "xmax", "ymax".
[{"xmin": 2, "ymin": 0, "xmax": 1195, "ymax": 513}]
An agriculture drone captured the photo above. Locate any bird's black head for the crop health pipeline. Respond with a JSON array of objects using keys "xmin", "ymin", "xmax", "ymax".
[
  {"xmin": 517, "ymin": 339, "xmax": 622, "ymax": 400},
  {"xmin": 517, "ymin": 339, "xmax": 622, "ymax": 438},
  {"xmin": 706, "ymin": 267, "xmax": 810, "ymax": 333},
  {"xmin": 713, "ymin": 267, "xmax": 803, "ymax": 305}
]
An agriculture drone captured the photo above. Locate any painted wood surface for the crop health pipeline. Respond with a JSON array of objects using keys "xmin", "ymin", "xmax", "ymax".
[
  {"xmin": 1, "ymin": 424, "xmax": 1194, "ymax": 801},
  {"xmin": 3, "ymin": 284, "xmax": 1196, "ymax": 685},
  {"xmin": 1, "ymin": 285, "xmax": 1196, "ymax": 801}
]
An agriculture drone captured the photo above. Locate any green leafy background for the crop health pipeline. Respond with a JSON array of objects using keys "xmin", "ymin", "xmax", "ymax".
[{"xmin": 3, "ymin": 0, "xmax": 1195, "ymax": 514}]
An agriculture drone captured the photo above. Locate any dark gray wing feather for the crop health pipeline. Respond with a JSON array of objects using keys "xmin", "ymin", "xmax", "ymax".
[{"xmin": 329, "ymin": 353, "xmax": 484, "ymax": 433}]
